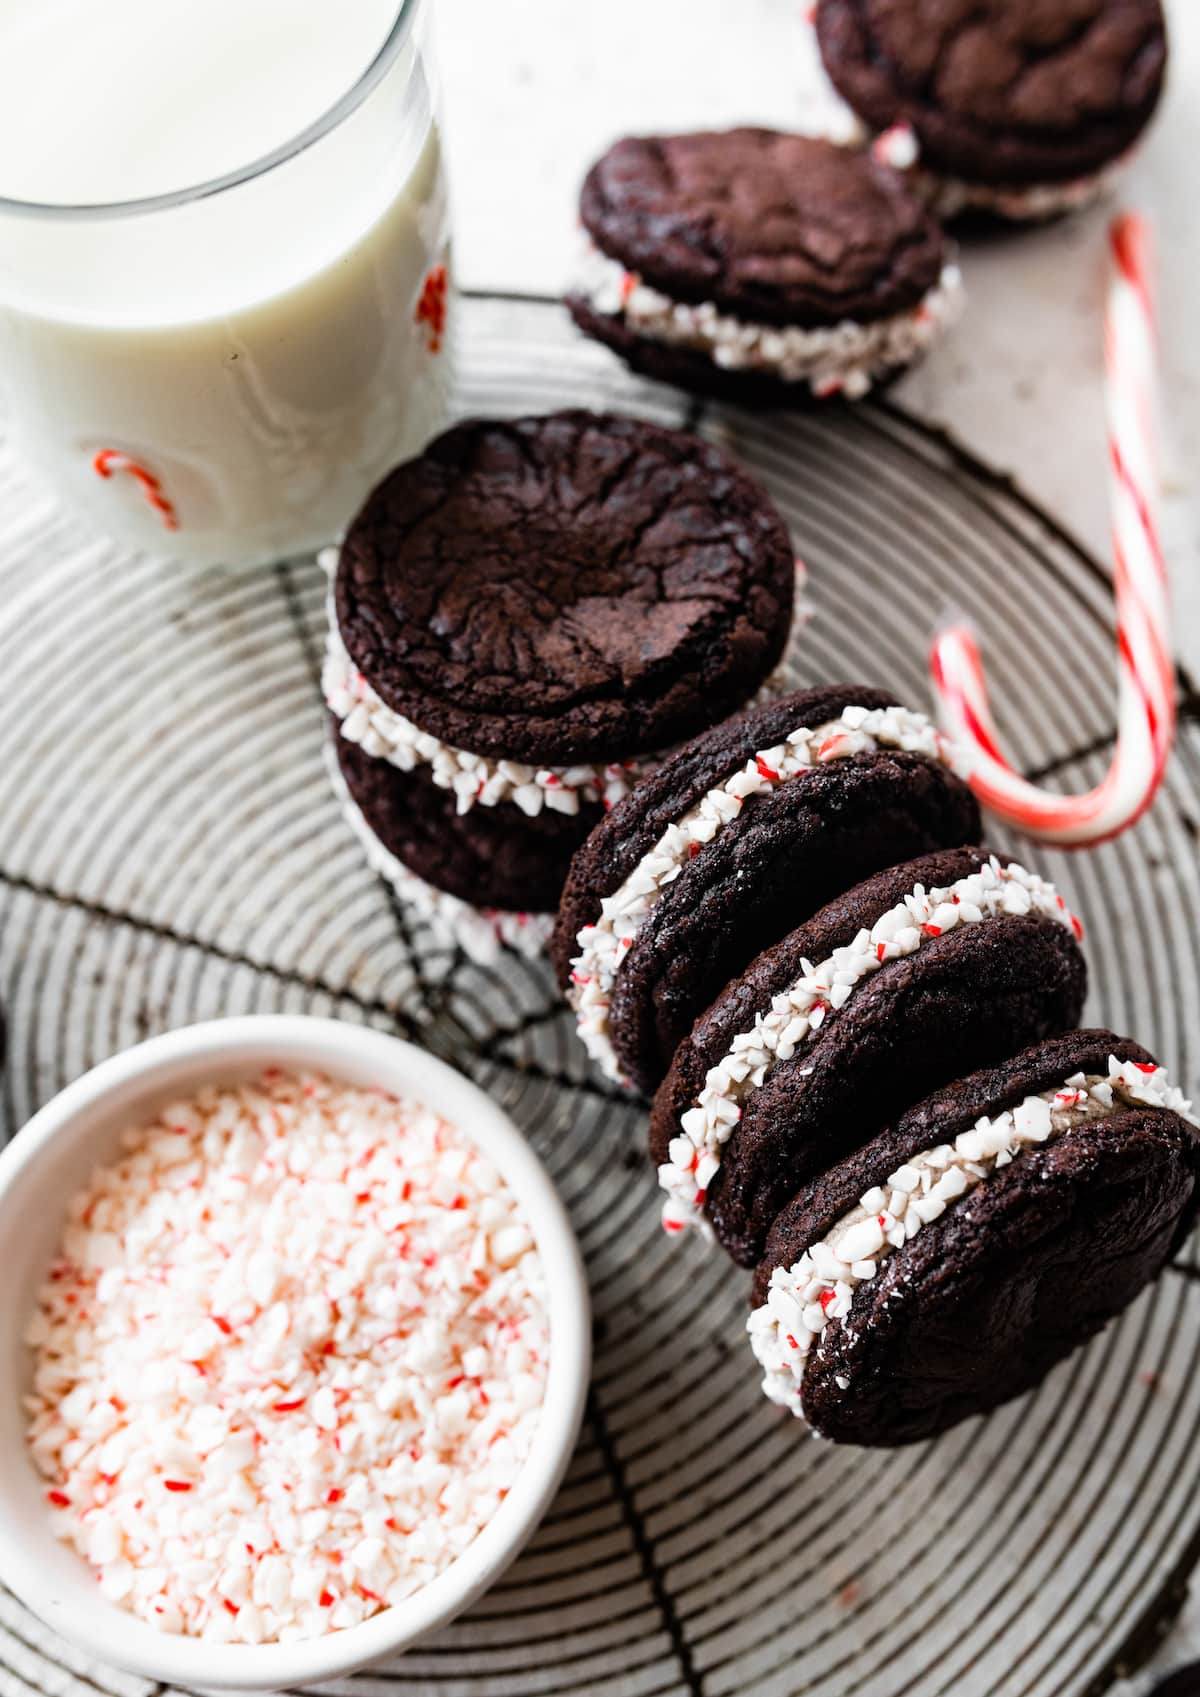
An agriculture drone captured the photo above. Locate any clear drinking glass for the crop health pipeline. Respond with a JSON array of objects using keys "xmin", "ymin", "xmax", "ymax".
[{"xmin": 0, "ymin": 0, "xmax": 451, "ymax": 567}]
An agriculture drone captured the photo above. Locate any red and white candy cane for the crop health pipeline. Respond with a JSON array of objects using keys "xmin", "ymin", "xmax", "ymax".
[
  {"xmin": 93, "ymin": 449, "xmax": 179, "ymax": 531},
  {"xmin": 930, "ymin": 213, "xmax": 1174, "ymax": 847}
]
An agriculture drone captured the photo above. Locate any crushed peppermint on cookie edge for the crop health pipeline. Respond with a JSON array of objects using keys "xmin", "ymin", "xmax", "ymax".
[
  {"xmin": 658, "ymin": 856, "xmax": 1082, "ymax": 1239},
  {"xmin": 748, "ymin": 1056, "xmax": 1196, "ymax": 1421},
  {"xmin": 574, "ymin": 244, "xmax": 963, "ymax": 399},
  {"xmin": 321, "ymin": 550, "xmax": 790, "ymax": 824},
  {"xmin": 320, "ymin": 563, "xmax": 646, "ymax": 820},
  {"xmin": 869, "ymin": 121, "xmax": 1123, "ymax": 221},
  {"xmin": 569, "ymin": 703, "xmax": 962, "ymax": 1084}
]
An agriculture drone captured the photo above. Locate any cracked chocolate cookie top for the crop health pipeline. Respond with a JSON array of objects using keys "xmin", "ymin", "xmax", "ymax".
[
  {"xmin": 578, "ymin": 129, "xmax": 947, "ymax": 327},
  {"xmin": 334, "ymin": 411, "xmax": 795, "ymax": 764},
  {"xmin": 817, "ymin": 0, "xmax": 1167, "ymax": 186}
]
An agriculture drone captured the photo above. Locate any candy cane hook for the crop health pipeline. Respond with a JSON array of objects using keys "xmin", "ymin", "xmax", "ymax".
[
  {"xmin": 929, "ymin": 213, "xmax": 1174, "ymax": 847},
  {"xmin": 93, "ymin": 450, "xmax": 179, "ymax": 531}
]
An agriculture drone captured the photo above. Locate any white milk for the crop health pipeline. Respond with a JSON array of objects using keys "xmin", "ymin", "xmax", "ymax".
[{"xmin": 0, "ymin": 0, "xmax": 450, "ymax": 565}]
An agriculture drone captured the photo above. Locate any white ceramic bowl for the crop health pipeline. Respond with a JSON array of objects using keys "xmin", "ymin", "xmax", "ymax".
[{"xmin": 0, "ymin": 1017, "xmax": 591, "ymax": 1691}]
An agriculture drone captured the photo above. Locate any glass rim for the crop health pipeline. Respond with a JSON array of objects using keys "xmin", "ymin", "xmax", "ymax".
[{"xmin": 0, "ymin": 0, "xmax": 419, "ymax": 222}]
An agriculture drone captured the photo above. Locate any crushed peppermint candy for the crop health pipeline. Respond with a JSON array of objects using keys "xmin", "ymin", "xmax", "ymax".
[
  {"xmin": 326, "ymin": 738, "xmax": 553, "ymax": 966},
  {"xmin": 870, "ymin": 122, "xmax": 921, "ymax": 172},
  {"xmin": 319, "ymin": 555, "xmax": 648, "ymax": 821},
  {"xmin": 748, "ymin": 1057, "xmax": 1197, "ymax": 1421},
  {"xmin": 575, "ymin": 244, "xmax": 963, "ymax": 400},
  {"xmin": 658, "ymin": 856, "xmax": 1082, "ymax": 1238},
  {"xmin": 906, "ymin": 161, "xmax": 1118, "ymax": 223},
  {"xmin": 814, "ymin": 59, "xmax": 1121, "ymax": 225},
  {"xmin": 569, "ymin": 703, "xmax": 960, "ymax": 1084},
  {"xmin": 25, "ymin": 1071, "xmax": 548, "ymax": 1644},
  {"xmin": 865, "ymin": 123, "xmax": 1119, "ymax": 222}
]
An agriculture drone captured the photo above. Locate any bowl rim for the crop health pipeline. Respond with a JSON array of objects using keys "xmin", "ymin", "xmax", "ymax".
[{"xmin": 0, "ymin": 1015, "xmax": 591, "ymax": 1690}]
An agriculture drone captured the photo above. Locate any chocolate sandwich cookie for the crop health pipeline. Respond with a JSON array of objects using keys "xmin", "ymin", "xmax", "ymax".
[
  {"xmin": 652, "ymin": 846, "xmax": 1086, "ymax": 1266},
  {"xmin": 816, "ymin": 0, "xmax": 1168, "ymax": 222},
  {"xmin": 324, "ymin": 410, "xmax": 794, "ymax": 956},
  {"xmin": 567, "ymin": 129, "xmax": 961, "ymax": 400},
  {"xmin": 749, "ymin": 1030, "xmax": 1199, "ymax": 1445},
  {"xmin": 554, "ymin": 687, "xmax": 978, "ymax": 1093}
]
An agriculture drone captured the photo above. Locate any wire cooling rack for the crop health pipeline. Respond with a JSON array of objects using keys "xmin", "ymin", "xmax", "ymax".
[{"xmin": 0, "ymin": 294, "xmax": 1198, "ymax": 1697}]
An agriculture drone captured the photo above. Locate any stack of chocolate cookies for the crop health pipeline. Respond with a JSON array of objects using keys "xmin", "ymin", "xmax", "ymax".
[
  {"xmin": 554, "ymin": 686, "xmax": 1199, "ymax": 1447},
  {"xmin": 322, "ymin": 409, "xmax": 796, "ymax": 962}
]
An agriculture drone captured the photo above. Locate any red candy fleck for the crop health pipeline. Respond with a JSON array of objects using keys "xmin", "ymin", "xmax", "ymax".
[
  {"xmin": 921, "ymin": 923, "xmax": 942, "ymax": 937},
  {"xmin": 1133, "ymin": 1061, "xmax": 1157, "ymax": 1073},
  {"xmin": 272, "ymin": 1398, "xmax": 305, "ymax": 1412},
  {"xmin": 319, "ymin": 1591, "xmax": 335, "ymax": 1609},
  {"xmin": 163, "ymin": 1480, "xmax": 193, "ymax": 1493},
  {"xmin": 224, "ymin": 1600, "xmax": 240, "ymax": 1617},
  {"xmin": 46, "ymin": 1490, "xmax": 70, "ymax": 1508},
  {"xmin": 415, "ymin": 264, "xmax": 448, "ymax": 354},
  {"xmin": 211, "ymin": 1315, "xmax": 233, "ymax": 1335},
  {"xmin": 327, "ymin": 1488, "xmax": 343, "ymax": 1504},
  {"xmin": 819, "ymin": 1288, "xmax": 836, "ymax": 1311},
  {"xmin": 1070, "ymin": 914, "xmax": 1085, "ymax": 941},
  {"xmin": 876, "ymin": 942, "xmax": 887, "ymax": 962},
  {"xmin": 786, "ymin": 1334, "xmax": 800, "ymax": 1350},
  {"xmin": 688, "ymin": 841, "xmax": 702, "ymax": 859},
  {"xmin": 756, "ymin": 757, "xmax": 781, "ymax": 781}
]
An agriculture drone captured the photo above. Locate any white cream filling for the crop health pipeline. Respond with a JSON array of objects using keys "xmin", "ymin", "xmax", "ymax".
[
  {"xmin": 569, "ymin": 703, "xmax": 959, "ymax": 1085},
  {"xmin": 324, "ymin": 739, "xmax": 553, "ymax": 966},
  {"xmin": 319, "ymin": 556, "xmax": 646, "ymax": 820},
  {"xmin": 869, "ymin": 122, "xmax": 1119, "ymax": 222},
  {"xmin": 748, "ymin": 1056, "xmax": 1197, "ymax": 1422},
  {"xmin": 575, "ymin": 244, "xmax": 962, "ymax": 398},
  {"xmin": 913, "ymin": 163, "xmax": 1113, "ymax": 223},
  {"xmin": 658, "ymin": 856, "xmax": 1081, "ymax": 1237}
]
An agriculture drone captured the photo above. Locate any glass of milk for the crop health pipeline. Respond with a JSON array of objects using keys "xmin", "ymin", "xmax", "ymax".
[{"xmin": 0, "ymin": 0, "xmax": 450, "ymax": 567}]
